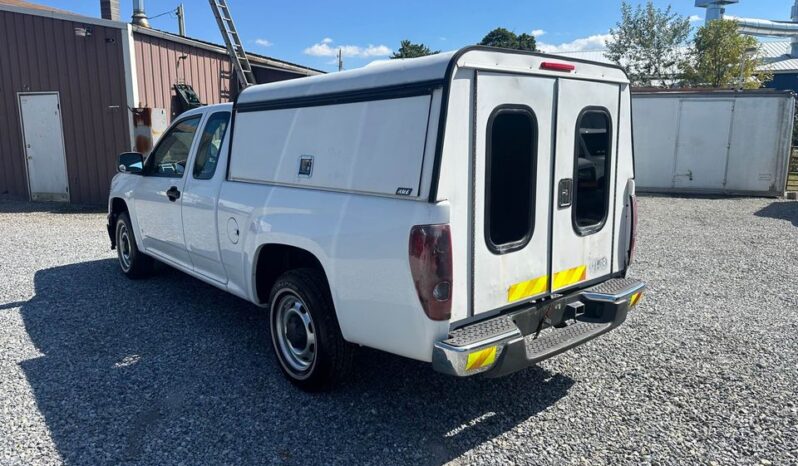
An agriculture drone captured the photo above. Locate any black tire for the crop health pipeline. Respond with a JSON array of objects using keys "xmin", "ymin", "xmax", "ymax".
[
  {"xmin": 268, "ymin": 268, "xmax": 355, "ymax": 391},
  {"xmin": 115, "ymin": 212, "xmax": 154, "ymax": 279}
]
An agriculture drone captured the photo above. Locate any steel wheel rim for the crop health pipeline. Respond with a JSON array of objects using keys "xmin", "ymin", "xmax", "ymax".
[
  {"xmin": 273, "ymin": 291, "xmax": 316, "ymax": 374},
  {"xmin": 118, "ymin": 223, "xmax": 132, "ymax": 271}
]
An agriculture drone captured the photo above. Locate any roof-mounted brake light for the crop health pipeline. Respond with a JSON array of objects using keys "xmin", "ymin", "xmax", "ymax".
[{"xmin": 540, "ymin": 62, "xmax": 576, "ymax": 72}]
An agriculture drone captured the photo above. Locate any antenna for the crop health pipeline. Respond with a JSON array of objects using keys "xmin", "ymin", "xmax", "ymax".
[{"xmin": 338, "ymin": 48, "xmax": 344, "ymax": 72}]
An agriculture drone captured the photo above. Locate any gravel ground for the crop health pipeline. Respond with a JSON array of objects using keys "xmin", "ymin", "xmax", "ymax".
[{"xmin": 0, "ymin": 196, "xmax": 796, "ymax": 466}]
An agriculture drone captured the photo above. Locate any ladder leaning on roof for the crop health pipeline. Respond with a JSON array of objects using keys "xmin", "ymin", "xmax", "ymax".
[{"xmin": 208, "ymin": 0, "xmax": 257, "ymax": 88}]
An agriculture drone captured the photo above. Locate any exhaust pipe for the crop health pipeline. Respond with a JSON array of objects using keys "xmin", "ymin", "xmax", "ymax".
[{"xmin": 131, "ymin": 0, "xmax": 150, "ymax": 27}]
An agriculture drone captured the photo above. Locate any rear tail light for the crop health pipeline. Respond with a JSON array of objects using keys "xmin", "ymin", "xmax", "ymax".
[
  {"xmin": 409, "ymin": 224, "xmax": 452, "ymax": 321},
  {"xmin": 628, "ymin": 193, "xmax": 638, "ymax": 266}
]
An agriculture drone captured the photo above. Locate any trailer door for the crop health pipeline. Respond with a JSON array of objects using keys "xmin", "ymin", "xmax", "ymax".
[
  {"xmin": 550, "ymin": 79, "xmax": 620, "ymax": 293},
  {"xmin": 472, "ymin": 72, "xmax": 555, "ymax": 315},
  {"xmin": 673, "ymin": 99, "xmax": 734, "ymax": 190}
]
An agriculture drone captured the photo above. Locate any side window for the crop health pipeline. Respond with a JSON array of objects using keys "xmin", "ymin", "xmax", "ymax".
[
  {"xmin": 573, "ymin": 108, "xmax": 612, "ymax": 234},
  {"xmin": 485, "ymin": 106, "xmax": 538, "ymax": 254},
  {"xmin": 193, "ymin": 111, "xmax": 231, "ymax": 180},
  {"xmin": 145, "ymin": 116, "xmax": 201, "ymax": 177}
]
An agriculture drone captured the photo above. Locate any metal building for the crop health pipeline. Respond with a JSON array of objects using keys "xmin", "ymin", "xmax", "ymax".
[{"xmin": 0, "ymin": 0, "xmax": 321, "ymax": 204}]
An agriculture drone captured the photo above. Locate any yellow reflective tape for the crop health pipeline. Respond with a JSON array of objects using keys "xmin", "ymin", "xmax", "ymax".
[
  {"xmin": 465, "ymin": 346, "xmax": 497, "ymax": 371},
  {"xmin": 629, "ymin": 291, "xmax": 642, "ymax": 307},
  {"xmin": 507, "ymin": 275, "xmax": 549, "ymax": 303},
  {"xmin": 552, "ymin": 265, "xmax": 587, "ymax": 291}
]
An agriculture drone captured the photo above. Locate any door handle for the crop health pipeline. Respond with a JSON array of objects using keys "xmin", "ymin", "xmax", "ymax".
[
  {"xmin": 558, "ymin": 178, "xmax": 573, "ymax": 208},
  {"xmin": 166, "ymin": 186, "xmax": 181, "ymax": 202}
]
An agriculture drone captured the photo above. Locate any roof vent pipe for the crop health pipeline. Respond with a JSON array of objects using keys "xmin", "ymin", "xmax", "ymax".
[
  {"xmin": 100, "ymin": 0, "xmax": 120, "ymax": 21},
  {"xmin": 132, "ymin": 0, "xmax": 150, "ymax": 27}
]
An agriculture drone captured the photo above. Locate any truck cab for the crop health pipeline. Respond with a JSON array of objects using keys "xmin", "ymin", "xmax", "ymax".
[{"xmin": 109, "ymin": 47, "xmax": 644, "ymax": 391}]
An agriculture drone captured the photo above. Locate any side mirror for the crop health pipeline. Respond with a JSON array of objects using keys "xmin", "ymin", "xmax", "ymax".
[{"xmin": 118, "ymin": 152, "xmax": 144, "ymax": 174}]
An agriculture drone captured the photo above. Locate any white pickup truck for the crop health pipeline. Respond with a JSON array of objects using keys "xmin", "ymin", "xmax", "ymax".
[{"xmin": 108, "ymin": 47, "xmax": 645, "ymax": 391}]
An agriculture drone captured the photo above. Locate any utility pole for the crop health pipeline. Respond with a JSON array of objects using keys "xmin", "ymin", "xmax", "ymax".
[
  {"xmin": 338, "ymin": 48, "xmax": 343, "ymax": 72},
  {"xmin": 176, "ymin": 3, "xmax": 186, "ymax": 37}
]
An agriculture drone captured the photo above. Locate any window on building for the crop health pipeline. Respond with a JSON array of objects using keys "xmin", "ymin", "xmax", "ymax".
[
  {"xmin": 574, "ymin": 109, "xmax": 612, "ymax": 233},
  {"xmin": 485, "ymin": 106, "xmax": 538, "ymax": 253},
  {"xmin": 193, "ymin": 112, "xmax": 231, "ymax": 180}
]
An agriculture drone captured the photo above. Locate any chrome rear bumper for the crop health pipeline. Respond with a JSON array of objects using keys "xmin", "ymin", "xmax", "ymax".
[{"xmin": 432, "ymin": 278, "xmax": 645, "ymax": 377}]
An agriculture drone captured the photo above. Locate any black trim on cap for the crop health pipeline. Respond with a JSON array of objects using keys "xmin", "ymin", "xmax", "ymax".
[{"xmin": 236, "ymin": 79, "xmax": 444, "ymax": 112}]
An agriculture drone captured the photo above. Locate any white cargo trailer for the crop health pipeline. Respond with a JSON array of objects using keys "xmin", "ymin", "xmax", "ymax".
[{"xmin": 633, "ymin": 90, "xmax": 795, "ymax": 197}]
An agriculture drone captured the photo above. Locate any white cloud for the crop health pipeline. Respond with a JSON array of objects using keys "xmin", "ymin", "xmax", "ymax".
[
  {"xmin": 304, "ymin": 38, "xmax": 392, "ymax": 58},
  {"xmin": 689, "ymin": 15, "xmax": 702, "ymax": 23},
  {"xmin": 254, "ymin": 38, "xmax": 273, "ymax": 48},
  {"xmin": 537, "ymin": 34, "xmax": 612, "ymax": 53},
  {"xmin": 531, "ymin": 29, "xmax": 546, "ymax": 37}
]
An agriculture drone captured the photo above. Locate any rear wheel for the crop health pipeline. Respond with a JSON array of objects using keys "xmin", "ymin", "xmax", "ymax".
[
  {"xmin": 268, "ymin": 268, "xmax": 354, "ymax": 391},
  {"xmin": 115, "ymin": 212, "xmax": 154, "ymax": 279}
]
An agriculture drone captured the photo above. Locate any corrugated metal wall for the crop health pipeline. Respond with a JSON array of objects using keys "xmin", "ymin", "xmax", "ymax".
[
  {"xmin": 133, "ymin": 32, "xmax": 234, "ymax": 119},
  {"xmin": 0, "ymin": 10, "xmax": 130, "ymax": 204}
]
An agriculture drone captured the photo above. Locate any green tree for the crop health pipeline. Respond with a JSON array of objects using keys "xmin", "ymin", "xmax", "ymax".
[
  {"xmin": 479, "ymin": 28, "xmax": 537, "ymax": 51},
  {"xmin": 683, "ymin": 20, "xmax": 770, "ymax": 89},
  {"xmin": 390, "ymin": 40, "xmax": 439, "ymax": 59},
  {"xmin": 606, "ymin": 1, "xmax": 691, "ymax": 87}
]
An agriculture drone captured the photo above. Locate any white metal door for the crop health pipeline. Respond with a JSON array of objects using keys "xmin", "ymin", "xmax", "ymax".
[
  {"xmin": 472, "ymin": 72, "xmax": 555, "ymax": 315},
  {"xmin": 18, "ymin": 93, "xmax": 69, "ymax": 202},
  {"xmin": 673, "ymin": 100, "xmax": 733, "ymax": 189},
  {"xmin": 182, "ymin": 111, "xmax": 231, "ymax": 284},
  {"xmin": 134, "ymin": 115, "xmax": 202, "ymax": 269},
  {"xmin": 551, "ymin": 79, "xmax": 620, "ymax": 293}
]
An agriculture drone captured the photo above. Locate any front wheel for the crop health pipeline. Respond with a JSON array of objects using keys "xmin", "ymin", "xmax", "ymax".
[
  {"xmin": 115, "ymin": 212, "xmax": 154, "ymax": 279},
  {"xmin": 268, "ymin": 268, "xmax": 354, "ymax": 391}
]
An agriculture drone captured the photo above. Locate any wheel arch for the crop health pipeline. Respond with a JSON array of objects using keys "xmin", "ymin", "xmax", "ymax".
[
  {"xmin": 108, "ymin": 197, "xmax": 129, "ymax": 248},
  {"xmin": 253, "ymin": 243, "xmax": 333, "ymax": 307}
]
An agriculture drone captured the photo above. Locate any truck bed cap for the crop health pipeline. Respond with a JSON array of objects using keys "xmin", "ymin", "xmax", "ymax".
[{"xmin": 236, "ymin": 47, "xmax": 629, "ymax": 107}]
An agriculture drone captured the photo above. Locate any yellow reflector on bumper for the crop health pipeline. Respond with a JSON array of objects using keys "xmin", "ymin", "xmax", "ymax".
[
  {"xmin": 465, "ymin": 346, "xmax": 497, "ymax": 371},
  {"xmin": 629, "ymin": 291, "xmax": 643, "ymax": 307}
]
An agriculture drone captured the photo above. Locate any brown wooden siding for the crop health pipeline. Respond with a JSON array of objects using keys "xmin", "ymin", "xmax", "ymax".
[
  {"xmin": 0, "ymin": 10, "xmax": 130, "ymax": 204},
  {"xmin": 133, "ymin": 32, "xmax": 234, "ymax": 119}
]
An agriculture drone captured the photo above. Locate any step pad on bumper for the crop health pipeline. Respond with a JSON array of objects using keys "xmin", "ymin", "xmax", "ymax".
[
  {"xmin": 524, "ymin": 320, "xmax": 610, "ymax": 362},
  {"xmin": 443, "ymin": 316, "xmax": 519, "ymax": 348},
  {"xmin": 583, "ymin": 278, "xmax": 645, "ymax": 302}
]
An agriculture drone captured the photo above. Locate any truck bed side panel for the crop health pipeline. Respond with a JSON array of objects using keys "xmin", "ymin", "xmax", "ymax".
[{"xmin": 216, "ymin": 181, "xmax": 451, "ymax": 362}]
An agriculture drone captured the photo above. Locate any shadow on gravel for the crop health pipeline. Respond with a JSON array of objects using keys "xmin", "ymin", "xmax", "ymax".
[
  {"xmin": 0, "ymin": 199, "xmax": 104, "ymax": 215},
  {"xmin": 754, "ymin": 201, "xmax": 798, "ymax": 226},
  {"xmin": 19, "ymin": 259, "xmax": 572, "ymax": 465}
]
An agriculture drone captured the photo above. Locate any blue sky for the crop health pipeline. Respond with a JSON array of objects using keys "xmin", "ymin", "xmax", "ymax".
[{"xmin": 37, "ymin": 0, "xmax": 794, "ymax": 71}]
